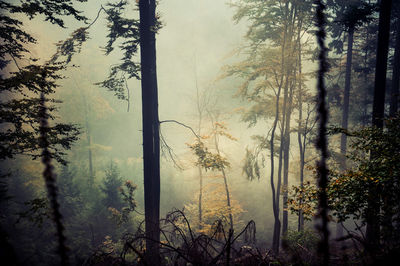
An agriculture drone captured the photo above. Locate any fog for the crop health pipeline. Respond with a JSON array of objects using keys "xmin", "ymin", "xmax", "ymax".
[{"xmin": 4, "ymin": 0, "xmax": 396, "ymax": 265}]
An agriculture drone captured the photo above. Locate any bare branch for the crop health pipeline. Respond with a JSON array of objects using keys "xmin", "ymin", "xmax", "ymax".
[{"xmin": 160, "ymin": 120, "xmax": 201, "ymax": 140}]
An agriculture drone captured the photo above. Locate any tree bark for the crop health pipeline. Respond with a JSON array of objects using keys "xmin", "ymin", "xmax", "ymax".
[
  {"xmin": 139, "ymin": 0, "xmax": 160, "ymax": 263},
  {"xmin": 367, "ymin": 0, "xmax": 392, "ymax": 249},
  {"xmin": 337, "ymin": 27, "xmax": 354, "ymax": 239},
  {"xmin": 390, "ymin": 17, "xmax": 400, "ymax": 117}
]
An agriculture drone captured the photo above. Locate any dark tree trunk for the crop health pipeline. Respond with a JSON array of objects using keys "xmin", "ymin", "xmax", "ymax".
[
  {"xmin": 371, "ymin": 0, "xmax": 392, "ymax": 128},
  {"xmin": 367, "ymin": 0, "xmax": 392, "ymax": 249},
  {"xmin": 337, "ymin": 27, "xmax": 354, "ymax": 239},
  {"xmin": 139, "ymin": 0, "xmax": 160, "ymax": 263},
  {"xmin": 271, "ymin": 57, "xmax": 284, "ymax": 256},
  {"xmin": 390, "ymin": 17, "xmax": 400, "ymax": 117},
  {"xmin": 270, "ymin": 106, "xmax": 281, "ymax": 255},
  {"xmin": 315, "ymin": 1, "xmax": 330, "ymax": 264},
  {"xmin": 382, "ymin": 10, "xmax": 400, "ymax": 246}
]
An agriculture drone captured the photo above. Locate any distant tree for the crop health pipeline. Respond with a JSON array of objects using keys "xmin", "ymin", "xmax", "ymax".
[
  {"xmin": 187, "ymin": 121, "xmax": 242, "ymax": 232},
  {"xmin": 101, "ymin": 162, "xmax": 124, "ymax": 211},
  {"xmin": 227, "ymin": 0, "xmax": 314, "ymax": 253},
  {"xmin": 327, "ymin": 0, "xmax": 375, "ymax": 238}
]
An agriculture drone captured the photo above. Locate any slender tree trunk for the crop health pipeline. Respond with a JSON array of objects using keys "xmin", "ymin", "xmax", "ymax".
[
  {"xmin": 283, "ymin": 78, "xmax": 294, "ymax": 235},
  {"xmin": 270, "ymin": 1, "xmax": 292, "ymax": 254},
  {"xmin": 282, "ymin": 4, "xmax": 297, "ymax": 236},
  {"xmin": 212, "ymin": 122, "xmax": 234, "ymax": 230},
  {"xmin": 367, "ymin": 0, "xmax": 392, "ymax": 249},
  {"xmin": 297, "ymin": 36, "xmax": 305, "ymax": 232},
  {"xmin": 221, "ymin": 168, "xmax": 233, "ymax": 230},
  {"xmin": 270, "ymin": 98, "xmax": 282, "ymax": 255},
  {"xmin": 139, "ymin": 0, "xmax": 160, "ymax": 263},
  {"xmin": 340, "ymin": 27, "xmax": 354, "ymax": 168},
  {"xmin": 198, "ymin": 166, "xmax": 203, "ymax": 228},
  {"xmin": 294, "ymin": 15, "xmax": 307, "ymax": 232},
  {"xmin": 337, "ymin": 27, "xmax": 354, "ymax": 239},
  {"xmin": 83, "ymin": 95, "xmax": 94, "ymax": 187},
  {"xmin": 195, "ymin": 77, "xmax": 204, "ymax": 230},
  {"xmin": 390, "ymin": 18, "xmax": 400, "ymax": 117}
]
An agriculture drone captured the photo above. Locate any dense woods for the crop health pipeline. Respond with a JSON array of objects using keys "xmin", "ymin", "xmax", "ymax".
[{"xmin": 1, "ymin": 0, "xmax": 400, "ymax": 265}]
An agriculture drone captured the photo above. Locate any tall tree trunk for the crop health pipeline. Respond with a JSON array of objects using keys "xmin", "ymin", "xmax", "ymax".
[
  {"xmin": 213, "ymin": 128, "xmax": 234, "ymax": 230},
  {"xmin": 390, "ymin": 17, "xmax": 400, "ymax": 117},
  {"xmin": 337, "ymin": 26, "xmax": 354, "ymax": 239},
  {"xmin": 362, "ymin": 19, "xmax": 371, "ymax": 127},
  {"xmin": 270, "ymin": 1, "xmax": 292, "ymax": 254},
  {"xmin": 283, "ymin": 77, "xmax": 294, "ymax": 235},
  {"xmin": 270, "ymin": 95, "xmax": 282, "ymax": 255},
  {"xmin": 382, "ymin": 10, "xmax": 400, "ymax": 245},
  {"xmin": 195, "ymin": 67, "xmax": 204, "ymax": 230},
  {"xmin": 297, "ymin": 34, "xmax": 305, "ymax": 232},
  {"xmin": 282, "ymin": 4, "xmax": 297, "ymax": 236},
  {"xmin": 139, "ymin": 0, "xmax": 160, "ymax": 263},
  {"xmin": 367, "ymin": 0, "xmax": 392, "ymax": 249},
  {"xmin": 83, "ymin": 95, "xmax": 94, "ymax": 187}
]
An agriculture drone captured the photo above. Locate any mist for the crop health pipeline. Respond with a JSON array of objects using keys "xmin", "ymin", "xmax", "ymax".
[{"xmin": 1, "ymin": 0, "xmax": 400, "ymax": 265}]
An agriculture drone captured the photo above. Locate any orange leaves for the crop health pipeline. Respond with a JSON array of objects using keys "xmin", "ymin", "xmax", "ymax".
[
  {"xmin": 187, "ymin": 141, "xmax": 230, "ymax": 171},
  {"xmin": 184, "ymin": 182, "xmax": 244, "ymax": 234}
]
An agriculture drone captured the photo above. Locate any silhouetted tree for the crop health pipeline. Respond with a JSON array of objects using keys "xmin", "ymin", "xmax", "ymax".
[
  {"xmin": 139, "ymin": 0, "xmax": 161, "ymax": 263},
  {"xmin": 368, "ymin": 0, "xmax": 393, "ymax": 248}
]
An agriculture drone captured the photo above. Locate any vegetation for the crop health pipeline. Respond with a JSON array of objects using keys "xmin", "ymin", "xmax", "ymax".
[{"xmin": 1, "ymin": 0, "xmax": 400, "ymax": 265}]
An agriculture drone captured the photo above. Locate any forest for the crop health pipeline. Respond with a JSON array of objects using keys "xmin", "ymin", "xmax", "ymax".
[{"xmin": 0, "ymin": 0, "xmax": 399, "ymax": 265}]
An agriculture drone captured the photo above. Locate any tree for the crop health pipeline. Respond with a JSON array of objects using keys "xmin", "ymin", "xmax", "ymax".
[
  {"xmin": 288, "ymin": 116, "xmax": 400, "ymax": 263},
  {"xmin": 92, "ymin": 0, "xmax": 161, "ymax": 261},
  {"xmin": 101, "ymin": 162, "xmax": 124, "ymax": 210},
  {"xmin": 390, "ymin": 6, "xmax": 400, "ymax": 117},
  {"xmin": 187, "ymin": 121, "xmax": 241, "ymax": 232},
  {"xmin": 368, "ymin": 0, "xmax": 393, "ymax": 248},
  {"xmin": 227, "ymin": 0, "xmax": 314, "ymax": 253},
  {"xmin": 138, "ymin": 0, "xmax": 161, "ymax": 263},
  {"xmin": 327, "ymin": 0, "xmax": 375, "ymax": 238},
  {"xmin": 0, "ymin": 1, "xmax": 88, "ymax": 264}
]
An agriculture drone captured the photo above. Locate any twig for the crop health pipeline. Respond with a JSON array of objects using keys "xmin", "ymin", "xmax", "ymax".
[
  {"xmin": 124, "ymin": 76, "xmax": 131, "ymax": 112},
  {"xmin": 160, "ymin": 129, "xmax": 184, "ymax": 170}
]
